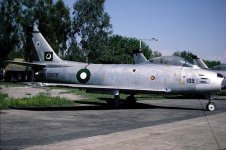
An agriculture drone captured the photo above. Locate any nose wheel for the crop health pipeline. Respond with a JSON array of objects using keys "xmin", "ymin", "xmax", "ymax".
[
  {"xmin": 205, "ymin": 95, "xmax": 216, "ymax": 112},
  {"xmin": 206, "ymin": 102, "xmax": 216, "ymax": 112}
]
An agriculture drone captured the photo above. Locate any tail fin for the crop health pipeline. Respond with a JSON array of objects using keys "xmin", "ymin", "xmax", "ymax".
[
  {"xmin": 192, "ymin": 55, "xmax": 209, "ymax": 69},
  {"xmin": 132, "ymin": 49, "xmax": 149, "ymax": 64},
  {"xmin": 32, "ymin": 26, "xmax": 62, "ymax": 62}
]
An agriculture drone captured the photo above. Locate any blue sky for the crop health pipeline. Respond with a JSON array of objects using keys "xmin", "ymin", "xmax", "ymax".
[{"xmin": 64, "ymin": 0, "xmax": 226, "ymax": 63}]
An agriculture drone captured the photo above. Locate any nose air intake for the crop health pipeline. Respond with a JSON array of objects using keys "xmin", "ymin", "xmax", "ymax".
[
  {"xmin": 217, "ymin": 73, "xmax": 224, "ymax": 78},
  {"xmin": 217, "ymin": 73, "xmax": 225, "ymax": 89},
  {"xmin": 196, "ymin": 70, "xmax": 224, "ymax": 93}
]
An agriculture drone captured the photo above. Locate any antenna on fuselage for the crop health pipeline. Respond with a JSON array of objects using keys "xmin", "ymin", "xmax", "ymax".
[{"xmin": 139, "ymin": 38, "xmax": 158, "ymax": 51}]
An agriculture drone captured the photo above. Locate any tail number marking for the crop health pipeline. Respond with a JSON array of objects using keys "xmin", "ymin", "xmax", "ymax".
[{"xmin": 47, "ymin": 73, "xmax": 58, "ymax": 78}]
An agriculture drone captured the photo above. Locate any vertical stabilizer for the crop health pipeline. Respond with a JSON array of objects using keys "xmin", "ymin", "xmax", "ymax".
[
  {"xmin": 32, "ymin": 26, "xmax": 62, "ymax": 62},
  {"xmin": 133, "ymin": 49, "xmax": 149, "ymax": 64}
]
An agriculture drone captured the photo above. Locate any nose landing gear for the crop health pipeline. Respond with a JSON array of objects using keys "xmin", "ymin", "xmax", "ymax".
[
  {"xmin": 206, "ymin": 102, "xmax": 216, "ymax": 111},
  {"xmin": 206, "ymin": 96, "xmax": 216, "ymax": 111}
]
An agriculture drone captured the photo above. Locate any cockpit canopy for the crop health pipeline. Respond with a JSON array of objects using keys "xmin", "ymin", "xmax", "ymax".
[{"xmin": 149, "ymin": 56, "xmax": 197, "ymax": 68}]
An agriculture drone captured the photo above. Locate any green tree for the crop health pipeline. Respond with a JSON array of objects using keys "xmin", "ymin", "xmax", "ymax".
[
  {"xmin": 20, "ymin": 0, "xmax": 71, "ymax": 61},
  {"xmin": 173, "ymin": 50, "xmax": 195, "ymax": 63},
  {"xmin": 71, "ymin": 0, "xmax": 112, "ymax": 63},
  {"xmin": 0, "ymin": 0, "xmax": 22, "ymax": 63},
  {"xmin": 0, "ymin": 0, "xmax": 71, "ymax": 63},
  {"xmin": 105, "ymin": 35, "xmax": 152, "ymax": 64},
  {"xmin": 65, "ymin": 40, "xmax": 85, "ymax": 62},
  {"xmin": 40, "ymin": 0, "xmax": 71, "ymax": 57},
  {"xmin": 204, "ymin": 60, "xmax": 221, "ymax": 68},
  {"xmin": 151, "ymin": 51, "xmax": 162, "ymax": 58},
  {"xmin": 173, "ymin": 51, "xmax": 222, "ymax": 67}
]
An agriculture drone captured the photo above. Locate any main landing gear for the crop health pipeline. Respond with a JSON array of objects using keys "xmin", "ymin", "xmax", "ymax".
[
  {"xmin": 109, "ymin": 90, "xmax": 137, "ymax": 108},
  {"xmin": 125, "ymin": 94, "xmax": 137, "ymax": 105},
  {"xmin": 113, "ymin": 90, "xmax": 120, "ymax": 108},
  {"xmin": 206, "ymin": 96, "xmax": 216, "ymax": 112}
]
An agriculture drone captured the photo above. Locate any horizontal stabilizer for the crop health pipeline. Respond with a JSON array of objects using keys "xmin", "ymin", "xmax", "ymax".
[{"xmin": 2, "ymin": 61, "xmax": 46, "ymax": 71}]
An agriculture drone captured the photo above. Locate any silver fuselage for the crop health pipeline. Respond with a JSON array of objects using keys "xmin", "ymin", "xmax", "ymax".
[{"xmin": 38, "ymin": 61, "xmax": 223, "ymax": 95}]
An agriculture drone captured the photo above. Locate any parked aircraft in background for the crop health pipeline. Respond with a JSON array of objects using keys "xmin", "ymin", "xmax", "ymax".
[
  {"xmin": 211, "ymin": 65, "xmax": 226, "ymax": 78},
  {"xmin": 4, "ymin": 27, "xmax": 224, "ymax": 111}
]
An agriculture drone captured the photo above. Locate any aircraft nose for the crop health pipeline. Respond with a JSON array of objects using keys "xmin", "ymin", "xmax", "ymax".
[
  {"xmin": 212, "ymin": 73, "xmax": 224, "ymax": 91},
  {"xmin": 210, "ymin": 72, "xmax": 224, "ymax": 91},
  {"xmin": 217, "ymin": 73, "xmax": 226, "ymax": 89},
  {"xmin": 196, "ymin": 70, "xmax": 224, "ymax": 93}
]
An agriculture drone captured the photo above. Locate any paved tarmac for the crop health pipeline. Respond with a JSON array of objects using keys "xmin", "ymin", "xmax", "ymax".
[{"xmin": 1, "ymin": 97, "xmax": 226, "ymax": 150}]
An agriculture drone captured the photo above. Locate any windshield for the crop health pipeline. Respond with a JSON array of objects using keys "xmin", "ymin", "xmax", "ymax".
[{"xmin": 182, "ymin": 60, "xmax": 194, "ymax": 68}]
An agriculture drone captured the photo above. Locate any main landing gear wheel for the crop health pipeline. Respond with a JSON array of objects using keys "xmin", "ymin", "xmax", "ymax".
[
  {"xmin": 108, "ymin": 90, "xmax": 120, "ymax": 109},
  {"xmin": 206, "ymin": 102, "xmax": 216, "ymax": 112},
  {"xmin": 125, "ymin": 95, "xmax": 137, "ymax": 105}
]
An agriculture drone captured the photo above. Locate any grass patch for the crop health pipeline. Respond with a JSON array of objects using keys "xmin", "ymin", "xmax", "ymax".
[
  {"xmin": 69, "ymin": 89, "xmax": 114, "ymax": 103},
  {"xmin": 216, "ymin": 89, "xmax": 226, "ymax": 96},
  {"xmin": 0, "ymin": 93, "xmax": 9, "ymax": 109},
  {"xmin": 0, "ymin": 93, "xmax": 74, "ymax": 109},
  {"xmin": 0, "ymin": 80, "xmax": 25, "ymax": 87}
]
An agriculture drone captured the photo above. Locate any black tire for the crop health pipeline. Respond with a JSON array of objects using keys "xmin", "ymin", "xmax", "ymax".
[
  {"xmin": 206, "ymin": 102, "xmax": 216, "ymax": 111},
  {"xmin": 125, "ymin": 95, "xmax": 137, "ymax": 105}
]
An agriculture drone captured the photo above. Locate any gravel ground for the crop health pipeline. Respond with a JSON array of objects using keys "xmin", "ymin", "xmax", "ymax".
[{"xmin": 0, "ymin": 85, "xmax": 85, "ymax": 101}]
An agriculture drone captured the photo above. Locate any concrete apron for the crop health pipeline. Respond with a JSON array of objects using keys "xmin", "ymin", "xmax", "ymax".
[{"xmin": 24, "ymin": 112, "xmax": 226, "ymax": 150}]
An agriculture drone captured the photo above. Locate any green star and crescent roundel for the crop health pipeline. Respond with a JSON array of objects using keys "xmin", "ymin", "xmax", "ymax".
[
  {"xmin": 44, "ymin": 52, "xmax": 53, "ymax": 61},
  {"xmin": 76, "ymin": 68, "xmax": 91, "ymax": 83}
]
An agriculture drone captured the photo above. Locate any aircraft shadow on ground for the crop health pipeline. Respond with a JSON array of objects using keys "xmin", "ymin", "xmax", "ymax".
[
  {"xmin": 162, "ymin": 95, "xmax": 226, "ymax": 101},
  {"xmin": 13, "ymin": 97, "xmax": 203, "ymax": 111}
]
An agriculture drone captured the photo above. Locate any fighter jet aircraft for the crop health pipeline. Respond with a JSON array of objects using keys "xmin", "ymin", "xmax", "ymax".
[{"xmin": 5, "ymin": 27, "xmax": 224, "ymax": 111}]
